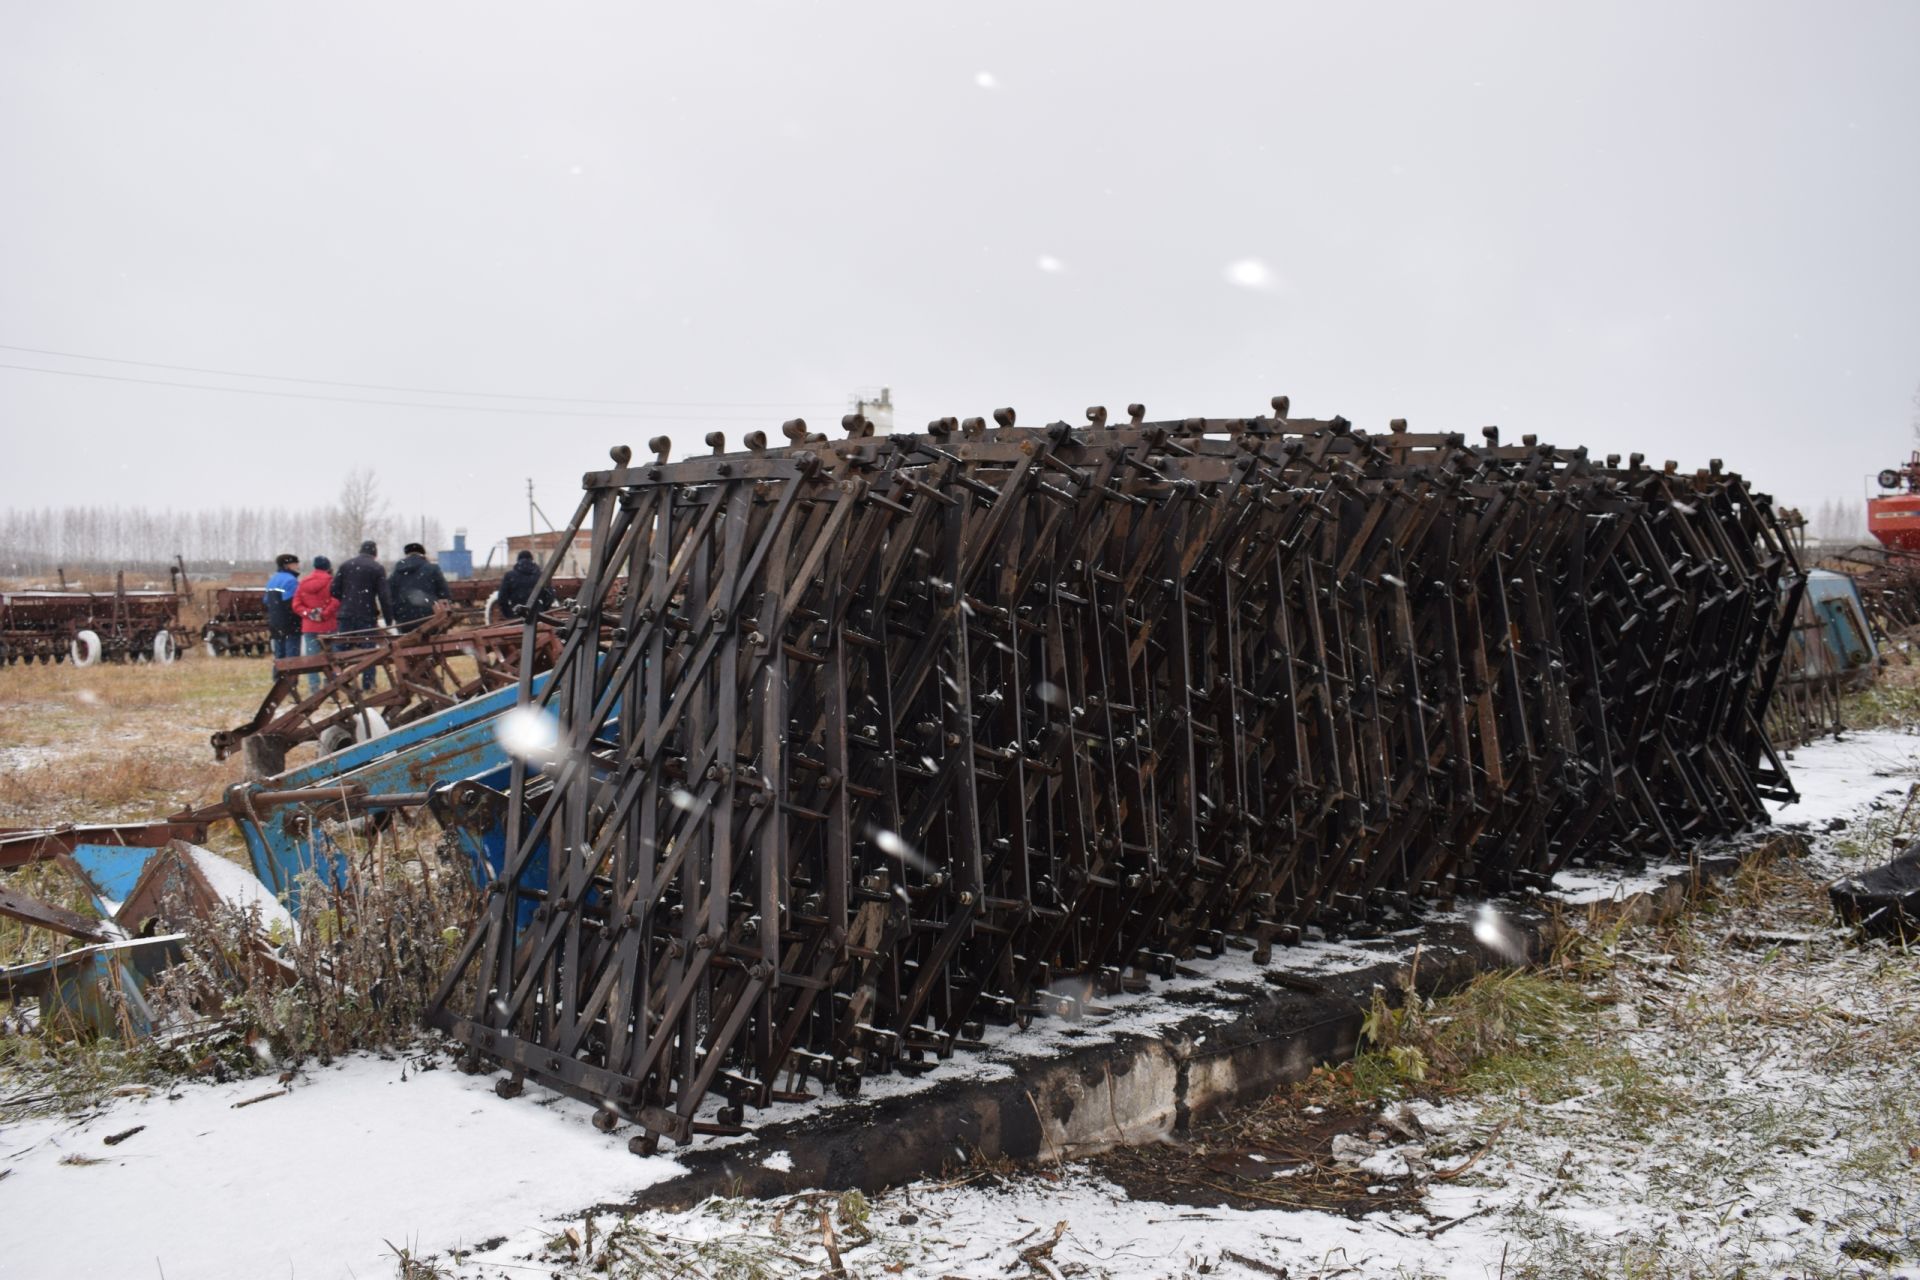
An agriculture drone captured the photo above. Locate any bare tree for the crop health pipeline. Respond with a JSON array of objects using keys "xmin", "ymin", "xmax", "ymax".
[
  {"xmin": 330, "ymin": 468, "xmax": 392, "ymax": 552},
  {"xmin": 1808, "ymin": 496, "xmax": 1866, "ymax": 545}
]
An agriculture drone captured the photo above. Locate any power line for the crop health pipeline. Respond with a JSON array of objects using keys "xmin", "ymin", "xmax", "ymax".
[
  {"xmin": 0, "ymin": 341, "xmax": 840, "ymax": 409},
  {"xmin": 0, "ymin": 361, "xmax": 824, "ymax": 422}
]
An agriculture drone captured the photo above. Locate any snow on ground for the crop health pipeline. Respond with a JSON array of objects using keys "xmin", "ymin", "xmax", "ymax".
[
  {"xmin": 1547, "ymin": 861, "xmax": 1690, "ymax": 904},
  {"xmin": 4, "ymin": 730, "xmax": 1916, "ymax": 1279},
  {"xmin": 1770, "ymin": 727, "xmax": 1920, "ymax": 827},
  {"xmin": 437, "ymin": 729, "xmax": 1920, "ymax": 1280},
  {"xmin": 0, "ymin": 1054, "xmax": 680, "ymax": 1280},
  {"xmin": 0, "ymin": 743, "xmax": 61, "ymax": 774}
]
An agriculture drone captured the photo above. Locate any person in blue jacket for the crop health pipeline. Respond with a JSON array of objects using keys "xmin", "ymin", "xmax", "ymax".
[{"xmin": 263, "ymin": 554, "xmax": 302, "ymax": 661}]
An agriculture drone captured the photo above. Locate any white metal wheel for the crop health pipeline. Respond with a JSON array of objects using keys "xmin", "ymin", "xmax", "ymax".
[
  {"xmin": 152, "ymin": 631, "xmax": 177, "ymax": 664},
  {"xmin": 69, "ymin": 629, "xmax": 101, "ymax": 668}
]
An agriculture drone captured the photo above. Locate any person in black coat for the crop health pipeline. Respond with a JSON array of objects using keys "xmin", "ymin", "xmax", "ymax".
[
  {"xmin": 329, "ymin": 540, "xmax": 394, "ymax": 689},
  {"xmin": 389, "ymin": 542, "xmax": 450, "ymax": 628},
  {"xmin": 331, "ymin": 541, "xmax": 394, "ymax": 630},
  {"xmin": 494, "ymin": 550, "xmax": 556, "ymax": 619}
]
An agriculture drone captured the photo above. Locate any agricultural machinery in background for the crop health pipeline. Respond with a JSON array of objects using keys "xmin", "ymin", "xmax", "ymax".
[
  {"xmin": 0, "ymin": 564, "xmax": 194, "ymax": 667},
  {"xmin": 4, "ymin": 401, "xmax": 1902, "ymax": 1156},
  {"xmin": 1797, "ymin": 452, "xmax": 1920, "ymax": 647},
  {"xmin": 211, "ymin": 611, "xmax": 564, "ymax": 775},
  {"xmin": 200, "ymin": 586, "xmax": 272, "ymax": 656},
  {"xmin": 199, "ymin": 575, "xmax": 586, "ymax": 652}
]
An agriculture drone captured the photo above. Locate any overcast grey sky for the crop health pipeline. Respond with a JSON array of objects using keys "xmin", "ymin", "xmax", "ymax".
[{"xmin": 3, "ymin": 2, "xmax": 1917, "ymax": 561}]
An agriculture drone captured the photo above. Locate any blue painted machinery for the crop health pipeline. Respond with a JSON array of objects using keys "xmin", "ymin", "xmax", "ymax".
[{"xmin": 225, "ymin": 673, "xmax": 555, "ymax": 911}]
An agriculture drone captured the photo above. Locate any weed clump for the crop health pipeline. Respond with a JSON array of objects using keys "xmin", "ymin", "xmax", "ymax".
[
  {"xmin": 1, "ymin": 834, "xmax": 480, "ymax": 1119},
  {"xmin": 1354, "ymin": 968, "xmax": 1604, "ymax": 1102},
  {"xmin": 149, "ymin": 844, "xmax": 479, "ymax": 1072}
]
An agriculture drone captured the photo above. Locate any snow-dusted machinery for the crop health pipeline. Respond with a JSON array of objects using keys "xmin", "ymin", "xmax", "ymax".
[{"xmin": 424, "ymin": 405, "xmax": 1805, "ymax": 1152}]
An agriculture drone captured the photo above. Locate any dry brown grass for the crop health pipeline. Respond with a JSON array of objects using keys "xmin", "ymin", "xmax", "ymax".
[{"xmin": 0, "ymin": 652, "xmax": 269, "ymax": 825}]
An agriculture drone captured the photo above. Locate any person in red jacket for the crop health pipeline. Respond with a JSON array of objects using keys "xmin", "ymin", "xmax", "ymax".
[{"xmin": 292, "ymin": 555, "xmax": 340, "ymax": 694}]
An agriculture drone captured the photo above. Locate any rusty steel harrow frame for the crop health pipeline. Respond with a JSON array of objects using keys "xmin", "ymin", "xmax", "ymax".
[
  {"xmin": 211, "ymin": 614, "xmax": 562, "ymax": 768},
  {"xmin": 201, "ymin": 586, "xmax": 272, "ymax": 656},
  {"xmin": 427, "ymin": 405, "xmax": 1802, "ymax": 1151}
]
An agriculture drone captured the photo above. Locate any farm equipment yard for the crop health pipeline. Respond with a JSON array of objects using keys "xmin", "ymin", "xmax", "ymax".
[
  {"xmin": 7, "ymin": 7, "xmax": 1920, "ymax": 1277},
  {"xmin": 0, "ymin": 655, "xmax": 1916, "ymax": 1279},
  {"xmin": 3, "ymin": 411, "xmax": 1919, "ymax": 1280}
]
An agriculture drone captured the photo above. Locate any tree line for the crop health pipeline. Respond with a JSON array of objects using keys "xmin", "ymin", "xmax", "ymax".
[
  {"xmin": 1806, "ymin": 496, "xmax": 1866, "ymax": 545},
  {"xmin": 0, "ymin": 469, "xmax": 443, "ymax": 573}
]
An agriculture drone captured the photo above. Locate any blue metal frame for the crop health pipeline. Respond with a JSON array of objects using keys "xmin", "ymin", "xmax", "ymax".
[{"xmin": 228, "ymin": 673, "xmax": 552, "ymax": 910}]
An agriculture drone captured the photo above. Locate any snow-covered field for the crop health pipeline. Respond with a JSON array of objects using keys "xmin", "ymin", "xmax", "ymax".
[{"xmin": 4, "ymin": 730, "xmax": 1917, "ymax": 1279}]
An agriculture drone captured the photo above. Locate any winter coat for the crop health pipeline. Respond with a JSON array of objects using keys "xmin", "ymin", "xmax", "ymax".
[
  {"xmin": 292, "ymin": 571, "xmax": 339, "ymax": 634},
  {"xmin": 330, "ymin": 553, "xmax": 394, "ymax": 630},
  {"xmin": 494, "ymin": 559, "xmax": 556, "ymax": 618},
  {"xmin": 263, "ymin": 570, "xmax": 300, "ymax": 637},
  {"xmin": 389, "ymin": 554, "xmax": 450, "ymax": 625}
]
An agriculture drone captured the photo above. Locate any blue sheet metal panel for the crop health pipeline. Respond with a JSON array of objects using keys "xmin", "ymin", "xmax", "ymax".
[
  {"xmin": 272, "ymin": 672, "xmax": 553, "ymax": 789},
  {"xmin": 1805, "ymin": 569, "xmax": 1877, "ymax": 668},
  {"xmin": 67, "ymin": 844, "xmax": 158, "ymax": 913},
  {"xmin": 233, "ymin": 672, "xmax": 560, "ymax": 907},
  {"xmin": 232, "ymin": 671, "xmax": 609, "ymax": 913},
  {"xmin": 236, "ymin": 708, "xmax": 516, "ymax": 907},
  {"xmin": 232, "ymin": 676, "xmax": 593, "ymax": 909},
  {"xmin": 1, "ymin": 935, "xmax": 182, "ymax": 1040}
]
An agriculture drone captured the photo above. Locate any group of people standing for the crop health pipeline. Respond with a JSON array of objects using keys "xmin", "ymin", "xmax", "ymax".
[{"xmin": 260, "ymin": 542, "xmax": 558, "ymax": 688}]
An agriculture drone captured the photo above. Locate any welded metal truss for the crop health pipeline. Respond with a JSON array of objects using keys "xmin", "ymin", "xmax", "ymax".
[{"xmin": 428, "ymin": 404, "xmax": 1802, "ymax": 1151}]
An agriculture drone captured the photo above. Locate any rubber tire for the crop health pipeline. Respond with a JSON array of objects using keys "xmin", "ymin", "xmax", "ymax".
[
  {"xmin": 152, "ymin": 631, "xmax": 177, "ymax": 664},
  {"xmin": 70, "ymin": 629, "xmax": 101, "ymax": 668},
  {"xmin": 318, "ymin": 708, "xmax": 390, "ymax": 757}
]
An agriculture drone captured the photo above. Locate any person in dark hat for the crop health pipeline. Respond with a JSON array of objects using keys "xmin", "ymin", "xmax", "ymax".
[
  {"xmin": 389, "ymin": 541, "xmax": 450, "ymax": 629},
  {"xmin": 330, "ymin": 540, "xmax": 394, "ymax": 689},
  {"xmin": 263, "ymin": 553, "xmax": 302, "ymax": 661},
  {"xmin": 493, "ymin": 549, "xmax": 556, "ymax": 620}
]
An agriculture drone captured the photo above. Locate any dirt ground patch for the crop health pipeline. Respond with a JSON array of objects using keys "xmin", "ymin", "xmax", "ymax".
[{"xmin": 0, "ymin": 654, "xmax": 273, "ymax": 826}]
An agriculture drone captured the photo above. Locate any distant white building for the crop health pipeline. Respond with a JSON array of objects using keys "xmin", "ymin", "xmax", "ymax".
[{"xmin": 853, "ymin": 386, "xmax": 894, "ymax": 433}]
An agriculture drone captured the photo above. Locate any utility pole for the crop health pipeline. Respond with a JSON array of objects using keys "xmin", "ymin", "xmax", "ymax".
[{"xmin": 525, "ymin": 480, "xmax": 558, "ymax": 536}]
